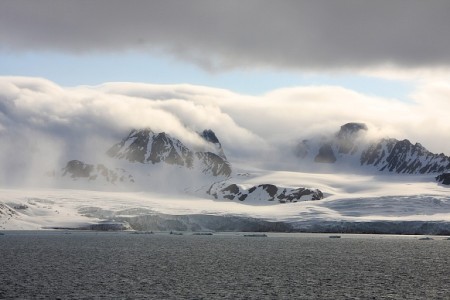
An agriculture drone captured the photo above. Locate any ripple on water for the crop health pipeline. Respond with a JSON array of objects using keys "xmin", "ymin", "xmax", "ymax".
[{"xmin": 0, "ymin": 232, "xmax": 449, "ymax": 299}]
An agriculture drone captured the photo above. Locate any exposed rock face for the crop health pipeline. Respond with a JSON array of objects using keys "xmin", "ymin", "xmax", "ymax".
[
  {"xmin": 62, "ymin": 160, "xmax": 134, "ymax": 184},
  {"xmin": 296, "ymin": 122, "xmax": 450, "ymax": 174},
  {"xmin": 107, "ymin": 129, "xmax": 194, "ymax": 167},
  {"xmin": 150, "ymin": 133, "xmax": 194, "ymax": 167},
  {"xmin": 314, "ymin": 144, "xmax": 337, "ymax": 163},
  {"xmin": 61, "ymin": 128, "xmax": 231, "ymax": 189},
  {"xmin": 107, "ymin": 128, "xmax": 231, "ymax": 177},
  {"xmin": 336, "ymin": 122, "xmax": 368, "ymax": 154},
  {"xmin": 306, "ymin": 122, "xmax": 368, "ymax": 164},
  {"xmin": 361, "ymin": 139, "xmax": 450, "ymax": 174},
  {"xmin": 337, "ymin": 122, "xmax": 368, "ymax": 137},
  {"xmin": 436, "ymin": 173, "xmax": 450, "ymax": 185},
  {"xmin": 200, "ymin": 129, "xmax": 226, "ymax": 159},
  {"xmin": 107, "ymin": 129, "xmax": 151, "ymax": 163},
  {"xmin": 208, "ymin": 182, "xmax": 323, "ymax": 203},
  {"xmin": 196, "ymin": 152, "xmax": 231, "ymax": 177}
]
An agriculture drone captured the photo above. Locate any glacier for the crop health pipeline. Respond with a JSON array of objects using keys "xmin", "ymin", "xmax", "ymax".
[
  {"xmin": 0, "ymin": 118, "xmax": 449, "ymax": 234},
  {"xmin": 1, "ymin": 168, "xmax": 449, "ymax": 234}
]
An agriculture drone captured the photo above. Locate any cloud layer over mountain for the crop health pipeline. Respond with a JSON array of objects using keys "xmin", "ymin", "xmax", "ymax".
[
  {"xmin": 1, "ymin": 76, "xmax": 450, "ymax": 185},
  {"xmin": 2, "ymin": 1, "xmax": 450, "ymax": 72}
]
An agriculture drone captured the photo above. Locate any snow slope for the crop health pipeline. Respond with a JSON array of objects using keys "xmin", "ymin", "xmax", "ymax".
[
  {"xmin": 1, "ymin": 168, "xmax": 449, "ymax": 232},
  {"xmin": 1, "ymin": 122, "xmax": 449, "ymax": 233}
]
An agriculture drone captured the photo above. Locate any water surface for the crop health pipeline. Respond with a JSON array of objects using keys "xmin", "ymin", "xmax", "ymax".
[{"xmin": 0, "ymin": 232, "xmax": 449, "ymax": 299}]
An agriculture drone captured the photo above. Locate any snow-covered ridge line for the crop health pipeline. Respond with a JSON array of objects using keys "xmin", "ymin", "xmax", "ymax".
[
  {"xmin": 296, "ymin": 122, "xmax": 450, "ymax": 174},
  {"xmin": 59, "ymin": 128, "xmax": 232, "ymax": 190},
  {"xmin": 106, "ymin": 128, "xmax": 231, "ymax": 177}
]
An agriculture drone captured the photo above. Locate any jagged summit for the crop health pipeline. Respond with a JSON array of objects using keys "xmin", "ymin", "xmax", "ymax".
[
  {"xmin": 199, "ymin": 129, "xmax": 226, "ymax": 159},
  {"xmin": 361, "ymin": 138, "xmax": 450, "ymax": 174},
  {"xmin": 311, "ymin": 122, "xmax": 368, "ymax": 163},
  {"xmin": 336, "ymin": 122, "xmax": 368, "ymax": 139},
  {"xmin": 200, "ymin": 129, "xmax": 220, "ymax": 144},
  {"xmin": 106, "ymin": 128, "xmax": 231, "ymax": 177},
  {"xmin": 296, "ymin": 122, "xmax": 450, "ymax": 174},
  {"xmin": 107, "ymin": 129, "xmax": 193, "ymax": 166}
]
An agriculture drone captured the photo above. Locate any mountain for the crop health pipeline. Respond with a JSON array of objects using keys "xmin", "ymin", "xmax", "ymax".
[
  {"xmin": 106, "ymin": 128, "xmax": 231, "ymax": 177},
  {"xmin": 59, "ymin": 128, "xmax": 326, "ymax": 204},
  {"xmin": 4, "ymin": 123, "xmax": 449, "ymax": 232},
  {"xmin": 361, "ymin": 139, "xmax": 449, "ymax": 174},
  {"xmin": 61, "ymin": 128, "xmax": 231, "ymax": 187},
  {"xmin": 107, "ymin": 129, "xmax": 195, "ymax": 167},
  {"xmin": 208, "ymin": 182, "xmax": 323, "ymax": 203},
  {"xmin": 199, "ymin": 129, "xmax": 227, "ymax": 159},
  {"xmin": 296, "ymin": 122, "xmax": 450, "ymax": 174}
]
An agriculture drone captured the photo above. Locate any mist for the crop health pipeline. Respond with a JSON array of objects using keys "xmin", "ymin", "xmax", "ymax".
[{"xmin": 0, "ymin": 76, "xmax": 449, "ymax": 187}]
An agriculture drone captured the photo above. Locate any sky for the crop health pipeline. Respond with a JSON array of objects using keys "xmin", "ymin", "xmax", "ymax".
[
  {"xmin": 2, "ymin": 1, "xmax": 450, "ymax": 97},
  {"xmin": 1, "ymin": 1, "xmax": 450, "ymax": 182}
]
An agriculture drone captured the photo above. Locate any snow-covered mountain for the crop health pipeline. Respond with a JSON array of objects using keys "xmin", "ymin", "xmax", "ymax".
[
  {"xmin": 106, "ymin": 128, "xmax": 232, "ymax": 177},
  {"xmin": 61, "ymin": 128, "xmax": 232, "ymax": 188},
  {"xmin": 58, "ymin": 128, "xmax": 326, "ymax": 204},
  {"xmin": 296, "ymin": 122, "xmax": 450, "ymax": 174},
  {"xmin": 2, "ymin": 122, "xmax": 450, "ymax": 233}
]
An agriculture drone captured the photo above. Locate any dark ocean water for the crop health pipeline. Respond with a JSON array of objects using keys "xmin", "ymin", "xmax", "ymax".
[{"xmin": 0, "ymin": 232, "xmax": 449, "ymax": 299}]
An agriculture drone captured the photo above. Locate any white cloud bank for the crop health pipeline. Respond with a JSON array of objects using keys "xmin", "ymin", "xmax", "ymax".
[{"xmin": 0, "ymin": 76, "xmax": 449, "ymax": 185}]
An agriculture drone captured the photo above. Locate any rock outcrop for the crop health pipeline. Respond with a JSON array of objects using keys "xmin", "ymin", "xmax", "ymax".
[
  {"xmin": 296, "ymin": 122, "xmax": 450, "ymax": 174},
  {"xmin": 208, "ymin": 182, "xmax": 323, "ymax": 203}
]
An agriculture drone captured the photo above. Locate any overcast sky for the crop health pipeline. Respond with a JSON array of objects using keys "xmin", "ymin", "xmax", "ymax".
[
  {"xmin": 2, "ymin": 1, "xmax": 450, "ymax": 92},
  {"xmin": 2, "ymin": 1, "xmax": 450, "ymax": 70},
  {"xmin": 0, "ymin": 1, "xmax": 450, "ymax": 180}
]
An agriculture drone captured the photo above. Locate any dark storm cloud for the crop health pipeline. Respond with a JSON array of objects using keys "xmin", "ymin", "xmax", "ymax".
[{"xmin": 1, "ymin": 1, "xmax": 450, "ymax": 70}]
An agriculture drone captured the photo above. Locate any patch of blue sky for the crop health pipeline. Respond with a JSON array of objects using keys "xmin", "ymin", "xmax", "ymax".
[{"xmin": 0, "ymin": 51, "xmax": 414, "ymax": 101}]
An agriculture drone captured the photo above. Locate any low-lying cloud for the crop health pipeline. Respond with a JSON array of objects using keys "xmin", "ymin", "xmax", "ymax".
[{"xmin": 0, "ymin": 76, "xmax": 450, "ymax": 185}]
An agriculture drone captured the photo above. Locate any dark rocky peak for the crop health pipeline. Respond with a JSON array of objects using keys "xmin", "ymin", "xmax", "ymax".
[
  {"xmin": 361, "ymin": 137, "xmax": 450, "ymax": 174},
  {"xmin": 149, "ymin": 132, "xmax": 194, "ymax": 167},
  {"xmin": 295, "ymin": 122, "xmax": 449, "ymax": 174},
  {"xmin": 336, "ymin": 122, "xmax": 368, "ymax": 139},
  {"xmin": 106, "ymin": 128, "xmax": 231, "ymax": 177},
  {"xmin": 107, "ymin": 128, "xmax": 154, "ymax": 163},
  {"xmin": 199, "ymin": 129, "xmax": 226, "ymax": 159},
  {"xmin": 200, "ymin": 129, "xmax": 220, "ymax": 144},
  {"xmin": 335, "ymin": 122, "xmax": 368, "ymax": 154}
]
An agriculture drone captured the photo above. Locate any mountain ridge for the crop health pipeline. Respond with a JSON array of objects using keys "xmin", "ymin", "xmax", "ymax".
[{"xmin": 296, "ymin": 122, "xmax": 450, "ymax": 175}]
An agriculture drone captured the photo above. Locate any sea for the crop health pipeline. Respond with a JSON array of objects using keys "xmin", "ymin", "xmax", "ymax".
[{"xmin": 0, "ymin": 231, "xmax": 449, "ymax": 299}]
